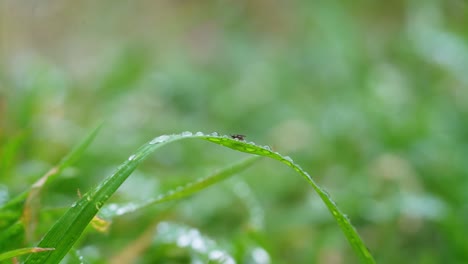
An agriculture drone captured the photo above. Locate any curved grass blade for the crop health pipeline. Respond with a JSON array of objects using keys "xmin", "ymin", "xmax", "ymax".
[
  {"xmin": 100, "ymin": 156, "xmax": 261, "ymax": 218},
  {"xmin": 25, "ymin": 132, "xmax": 374, "ymax": 264},
  {"xmin": 201, "ymin": 134, "xmax": 375, "ymax": 263},
  {"xmin": 0, "ymin": 247, "xmax": 54, "ymax": 261}
]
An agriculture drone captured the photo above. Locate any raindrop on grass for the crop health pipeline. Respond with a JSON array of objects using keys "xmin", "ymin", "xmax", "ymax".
[
  {"xmin": 95, "ymin": 202, "xmax": 103, "ymax": 210},
  {"xmin": 191, "ymin": 237, "xmax": 207, "ymax": 251},
  {"xmin": 251, "ymin": 248, "xmax": 270, "ymax": 264},
  {"xmin": 208, "ymin": 250, "xmax": 235, "ymax": 264},
  {"xmin": 128, "ymin": 154, "xmax": 136, "ymax": 161},
  {"xmin": 210, "ymin": 132, "xmax": 219, "ymax": 136},
  {"xmin": 244, "ymin": 147, "xmax": 256, "ymax": 152},
  {"xmin": 181, "ymin": 131, "xmax": 193, "ymax": 137},
  {"xmin": 195, "ymin": 131, "xmax": 204, "ymax": 136},
  {"xmin": 283, "ymin": 156, "xmax": 294, "ymax": 163},
  {"xmin": 262, "ymin": 145, "xmax": 271, "ymax": 150},
  {"xmin": 150, "ymin": 135, "xmax": 170, "ymax": 144}
]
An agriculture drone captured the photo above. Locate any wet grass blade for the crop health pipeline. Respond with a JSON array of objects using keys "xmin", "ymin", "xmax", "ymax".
[
  {"xmin": 101, "ymin": 156, "xmax": 261, "ymax": 218},
  {"xmin": 22, "ymin": 124, "xmax": 102, "ymax": 242},
  {"xmin": 25, "ymin": 132, "xmax": 375, "ymax": 264},
  {"xmin": 201, "ymin": 134, "xmax": 376, "ymax": 264},
  {"xmin": 0, "ymin": 124, "xmax": 101, "ymax": 253},
  {"xmin": 0, "ymin": 247, "xmax": 55, "ymax": 261}
]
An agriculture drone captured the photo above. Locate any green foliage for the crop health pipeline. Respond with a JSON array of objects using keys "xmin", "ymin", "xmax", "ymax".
[
  {"xmin": 2, "ymin": 1, "xmax": 468, "ymax": 263},
  {"xmin": 21, "ymin": 132, "xmax": 373, "ymax": 263}
]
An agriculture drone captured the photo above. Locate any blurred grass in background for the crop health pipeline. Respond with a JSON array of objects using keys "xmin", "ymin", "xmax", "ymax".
[{"xmin": 1, "ymin": 0, "xmax": 468, "ymax": 263}]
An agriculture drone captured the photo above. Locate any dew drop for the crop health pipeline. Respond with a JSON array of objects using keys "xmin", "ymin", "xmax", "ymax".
[
  {"xmin": 177, "ymin": 234, "xmax": 191, "ymax": 247},
  {"xmin": 95, "ymin": 202, "xmax": 103, "ymax": 210},
  {"xmin": 71, "ymin": 202, "xmax": 77, "ymax": 208},
  {"xmin": 252, "ymin": 248, "xmax": 270, "ymax": 264},
  {"xmin": 195, "ymin": 131, "xmax": 204, "ymax": 136},
  {"xmin": 191, "ymin": 237, "xmax": 206, "ymax": 251},
  {"xmin": 128, "ymin": 154, "xmax": 136, "ymax": 161},
  {"xmin": 150, "ymin": 135, "xmax": 170, "ymax": 144},
  {"xmin": 209, "ymin": 250, "xmax": 224, "ymax": 260},
  {"xmin": 244, "ymin": 147, "xmax": 256, "ymax": 152},
  {"xmin": 210, "ymin": 132, "xmax": 219, "ymax": 136},
  {"xmin": 181, "ymin": 131, "xmax": 193, "ymax": 137},
  {"xmin": 283, "ymin": 156, "xmax": 294, "ymax": 163},
  {"xmin": 208, "ymin": 250, "xmax": 235, "ymax": 264}
]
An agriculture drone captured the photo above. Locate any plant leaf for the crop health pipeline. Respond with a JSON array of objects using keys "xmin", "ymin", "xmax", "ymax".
[
  {"xmin": 0, "ymin": 247, "xmax": 54, "ymax": 261},
  {"xmin": 100, "ymin": 155, "xmax": 260, "ymax": 218},
  {"xmin": 0, "ymin": 124, "xmax": 101, "ymax": 253},
  {"xmin": 25, "ymin": 132, "xmax": 375, "ymax": 264}
]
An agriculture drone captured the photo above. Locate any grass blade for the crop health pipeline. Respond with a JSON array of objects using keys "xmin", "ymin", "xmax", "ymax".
[
  {"xmin": 25, "ymin": 132, "xmax": 374, "ymax": 264},
  {"xmin": 0, "ymin": 124, "xmax": 101, "ymax": 253},
  {"xmin": 0, "ymin": 247, "xmax": 54, "ymax": 261},
  {"xmin": 101, "ymin": 156, "xmax": 261, "ymax": 218},
  {"xmin": 201, "ymin": 134, "xmax": 376, "ymax": 263},
  {"xmin": 22, "ymin": 123, "xmax": 102, "ymax": 242}
]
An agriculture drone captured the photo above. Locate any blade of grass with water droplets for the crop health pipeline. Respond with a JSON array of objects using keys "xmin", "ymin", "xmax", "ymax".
[
  {"xmin": 25, "ymin": 132, "xmax": 374, "ymax": 264},
  {"xmin": 24, "ymin": 133, "xmax": 196, "ymax": 263},
  {"xmin": 100, "ymin": 156, "xmax": 260, "ymax": 218},
  {"xmin": 200, "ymin": 134, "xmax": 376, "ymax": 264},
  {"xmin": 0, "ymin": 124, "xmax": 102, "ymax": 253},
  {"xmin": 22, "ymin": 124, "xmax": 103, "ymax": 243}
]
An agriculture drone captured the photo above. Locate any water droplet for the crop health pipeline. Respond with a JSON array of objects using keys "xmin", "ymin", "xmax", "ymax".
[
  {"xmin": 128, "ymin": 154, "xmax": 136, "ymax": 161},
  {"xmin": 210, "ymin": 132, "xmax": 219, "ymax": 136},
  {"xmin": 177, "ymin": 234, "xmax": 191, "ymax": 247},
  {"xmin": 191, "ymin": 237, "xmax": 206, "ymax": 252},
  {"xmin": 244, "ymin": 147, "xmax": 256, "ymax": 152},
  {"xmin": 95, "ymin": 202, "xmax": 103, "ymax": 210},
  {"xmin": 150, "ymin": 135, "xmax": 170, "ymax": 144},
  {"xmin": 283, "ymin": 156, "xmax": 294, "ymax": 163},
  {"xmin": 262, "ymin": 145, "xmax": 271, "ymax": 150},
  {"xmin": 181, "ymin": 131, "xmax": 193, "ymax": 137},
  {"xmin": 195, "ymin": 131, "xmax": 204, "ymax": 136},
  {"xmin": 252, "ymin": 248, "xmax": 270, "ymax": 264},
  {"xmin": 208, "ymin": 250, "xmax": 235, "ymax": 264},
  {"xmin": 209, "ymin": 250, "xmax": 224, "ymax": 260},
  {"xmin": 71, "ymin": 202, "xmax": 77, "ymax": 208}
]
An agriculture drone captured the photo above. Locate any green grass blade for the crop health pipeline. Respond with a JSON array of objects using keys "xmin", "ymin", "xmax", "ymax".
[
  {"xmin": 201, "ymin": 134, "xmax": 376, "ymax": 264},
  {"xmin": 25, "ymin": 132, "xmax": 374, "ymax": 264},
  {"xmin": 101, "ymin": 156, "xmax": 260, "ymax": 218},
  {"xmin": 0, "ymin": 247, "xmax": 54, "ymax": 261},
  {"xmin": 0, "ymin": 124, "xmax": 102, "ymax": 252},
  {"xmin": 23, "ymin": 123, "xmax": 102, "ymax": 242},
  {"xmin": 0, "ymin": 123, "xmax": 102, "ymax": 211}
]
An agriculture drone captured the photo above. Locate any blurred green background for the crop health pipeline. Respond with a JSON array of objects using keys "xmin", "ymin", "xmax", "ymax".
[{"xmin": 1, "ymin": 0, "xmax": 468, "ymax": 263}]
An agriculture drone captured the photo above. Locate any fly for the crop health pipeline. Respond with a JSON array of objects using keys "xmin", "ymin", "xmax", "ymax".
[{"xmin": 230, "ymin": 134, "xmax": 246, "ymax": 141}]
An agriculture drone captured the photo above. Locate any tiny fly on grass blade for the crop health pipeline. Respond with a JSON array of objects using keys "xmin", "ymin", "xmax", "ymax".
[{"xmin": 230, "ymin": 134, "xmax": 246, "ymax": 140}]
